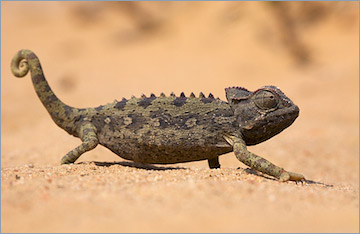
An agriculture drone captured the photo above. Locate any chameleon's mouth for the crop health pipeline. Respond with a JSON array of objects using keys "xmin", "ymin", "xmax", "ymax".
[
  {"xmin": 289, "ymin": 104, "xmax": 299, "ymax": 120},
  {"xmin": 284, "ymin": 104, "xmax": 299, "ymax": 120},
  {"xmin": 270, "ymin": 104, "xmax": 299, "ymax": 129},
  {"xmin": 243, "ymin": 104, "xmax": 299, "ymax": 146}
]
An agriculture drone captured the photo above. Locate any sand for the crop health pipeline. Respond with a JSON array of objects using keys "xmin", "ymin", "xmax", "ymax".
[{"xmin": 1, "ymin": 2, "xmax": 359, "ymax": 232}]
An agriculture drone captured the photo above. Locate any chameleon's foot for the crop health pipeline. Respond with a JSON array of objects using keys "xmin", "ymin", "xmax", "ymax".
[
  {"xmin": 279, "ymin": 171, "xmax": 305, "ymax": 182},
  {"xmin": 60, "ymin": 156, "xmax": 75, "ymax": 165},
  {"xmin": 208, "ymin": 157, "xmax": 220, "ymax": 169}
]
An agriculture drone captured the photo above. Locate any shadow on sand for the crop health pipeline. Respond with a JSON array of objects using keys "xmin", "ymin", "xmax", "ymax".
[
  {"xmin": 78, "ymin": 160, "xmax": 186, "ymax": 171},
  {"xmin": 243, "ymin": 167, "xmax": 334, "ymax": 187},
  {"xmin": 78, "ymin": 161, "xmax": 334, "ymax": 187}
]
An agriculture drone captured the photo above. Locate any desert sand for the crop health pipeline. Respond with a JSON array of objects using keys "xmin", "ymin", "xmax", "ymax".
[{"xmin": 1, "ymin": 2, "xmax": 359, "ymax": 232}]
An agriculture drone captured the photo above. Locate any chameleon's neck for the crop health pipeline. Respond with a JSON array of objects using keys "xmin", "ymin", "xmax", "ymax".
[{"xmin": 11, "ymin": 50, "xmax": 80, "ymax": 134}]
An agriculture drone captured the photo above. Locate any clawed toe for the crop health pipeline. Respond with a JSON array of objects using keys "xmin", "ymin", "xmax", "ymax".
[{"xmin": 278, "ymin": 171, "xmax": 306, "ymax": 183}]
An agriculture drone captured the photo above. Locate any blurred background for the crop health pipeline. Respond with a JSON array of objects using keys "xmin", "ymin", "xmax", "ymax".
[{"xmin": 1, "ymin": 1, "xmax": 359, "ymax": 232}]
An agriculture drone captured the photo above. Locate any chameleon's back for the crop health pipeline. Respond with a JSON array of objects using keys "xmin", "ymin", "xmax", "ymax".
[{"xmin": 89, "ymin": 95, "xmax": 236, "ymax": 164}]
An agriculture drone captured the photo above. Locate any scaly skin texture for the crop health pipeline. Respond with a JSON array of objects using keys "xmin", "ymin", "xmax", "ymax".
[{"xmin": 11, "ymin": 49, "xmax": 305, "ymax": 182}]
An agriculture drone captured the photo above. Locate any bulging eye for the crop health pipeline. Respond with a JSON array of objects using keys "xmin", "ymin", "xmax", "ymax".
[{"xmin": 253, "ymin": 90, "xmax": 278, "ymax": 109}]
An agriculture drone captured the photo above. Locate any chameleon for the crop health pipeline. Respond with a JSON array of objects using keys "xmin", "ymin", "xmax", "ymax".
[{"xmin": 11, "ymin": 49, "xmax": 305, "ymax": 182}]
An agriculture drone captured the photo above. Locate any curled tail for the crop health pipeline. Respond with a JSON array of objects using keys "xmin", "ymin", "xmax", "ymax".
[{"xmin": 11, "ymin": 49, "xmax": 78, "ymax": 134}]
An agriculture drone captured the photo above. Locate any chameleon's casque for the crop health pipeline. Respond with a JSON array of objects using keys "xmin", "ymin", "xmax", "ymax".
[{"xmin": 11, "ymin": 49, "xmax": 305, "ymax": 182}]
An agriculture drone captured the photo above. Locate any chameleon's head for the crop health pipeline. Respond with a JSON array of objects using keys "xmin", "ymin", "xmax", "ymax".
[{"xmin": 226, "ymin": 86, "xmax": 299, "ymax": 145}]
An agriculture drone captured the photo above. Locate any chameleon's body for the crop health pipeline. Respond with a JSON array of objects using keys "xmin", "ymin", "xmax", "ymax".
[{"xmin": 11, "ymin": 49, "xmax": 305, "ymax": 182}]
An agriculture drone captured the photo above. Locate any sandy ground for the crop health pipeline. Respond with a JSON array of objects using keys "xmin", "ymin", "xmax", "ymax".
[{"xmin": 1, "ymin": 2, "xmax": 359, "ymax": 232}]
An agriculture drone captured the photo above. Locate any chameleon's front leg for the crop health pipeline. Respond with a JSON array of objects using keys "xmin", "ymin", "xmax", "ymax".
[
  {"xmin": 60, "ymin": 123, "xmax": 99, "ymax": 164},
  {"xmin": 231, "ymin": 137, "xmax": 305, "ymax": 182}
]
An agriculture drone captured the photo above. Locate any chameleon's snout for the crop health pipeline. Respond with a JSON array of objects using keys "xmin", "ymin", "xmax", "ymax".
[{"xmin": 290, "ymin": 104, "xmax": 300, "ymax": 121}]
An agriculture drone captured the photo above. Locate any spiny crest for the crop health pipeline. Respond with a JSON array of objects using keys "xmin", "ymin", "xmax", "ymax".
[{"xmin": 123, "ymin": 91, "xmax": 219, "ymax": 101}]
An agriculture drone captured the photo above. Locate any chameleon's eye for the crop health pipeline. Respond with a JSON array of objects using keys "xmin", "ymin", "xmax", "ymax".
[{"xmin": 253, "ymin": 90, "xmax": 278, "ymax": 109}]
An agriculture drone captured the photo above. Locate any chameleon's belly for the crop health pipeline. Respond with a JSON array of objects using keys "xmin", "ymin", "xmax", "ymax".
[
  {"xmin": 103, "ymin": 141, "xmax": 232, "ymax": 164},
  {"xmin": 98, "ymin": 129, "xmax": 233, "ymax": 164}
]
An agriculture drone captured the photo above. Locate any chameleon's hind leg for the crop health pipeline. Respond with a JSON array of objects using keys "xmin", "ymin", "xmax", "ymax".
[
  {"xmin": 60, "ymin": 123, "xmax": 98, "ymax": 164},
  {"xmin": 208, "ymin": 157, "xmax": 220, "ymax": 169}
]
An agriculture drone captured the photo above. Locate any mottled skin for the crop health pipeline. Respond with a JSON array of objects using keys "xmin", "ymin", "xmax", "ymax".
[{"xmin": 11, "ymin": 49, "xmax": 305, "ymax": 182}]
